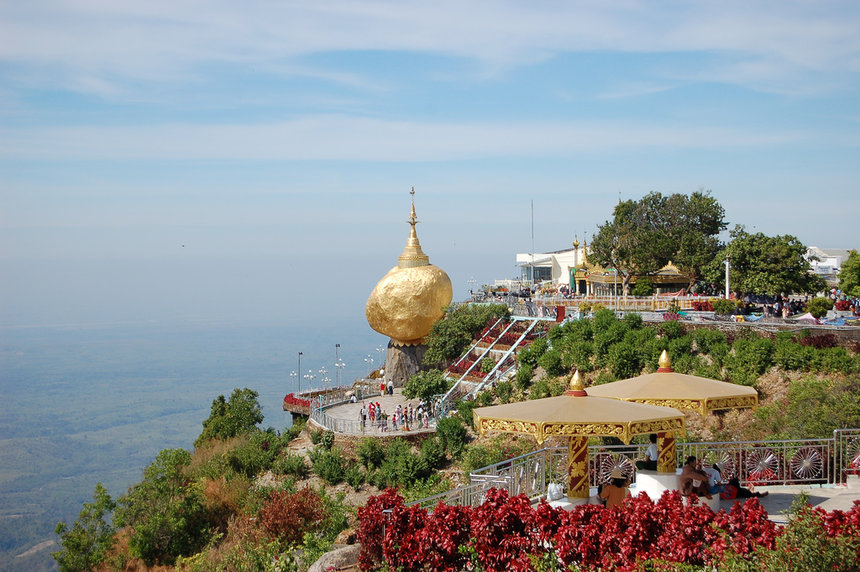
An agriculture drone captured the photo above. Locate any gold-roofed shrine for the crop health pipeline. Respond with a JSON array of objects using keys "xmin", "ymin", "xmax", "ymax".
[
  {"xmin": 586, "ymin": 350, "xmax": 758, "ymax": 472},
  {"xmin": 473, "ymin": 371, "xmax": 685, "ymax": 499}
]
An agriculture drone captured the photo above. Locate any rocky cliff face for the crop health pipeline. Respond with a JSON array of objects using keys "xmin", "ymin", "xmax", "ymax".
[{"xmin": 382, "ymin": 342, "xmax": 428, "ymax": 387}]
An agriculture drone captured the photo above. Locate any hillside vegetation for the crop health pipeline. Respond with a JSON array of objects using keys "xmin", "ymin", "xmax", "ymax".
[{"xmin": 53, "ymin": 309, "xmax": 860, "ymax": 571}]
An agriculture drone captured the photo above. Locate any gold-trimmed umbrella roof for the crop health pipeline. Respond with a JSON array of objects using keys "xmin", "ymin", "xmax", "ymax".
[
  {"xmin": 473, "ymin": 372, "xmax": 685, "ymax": 445},
  {"xmin": 585, "ymin": 350, "xmax": 758, "ymax": 416}
]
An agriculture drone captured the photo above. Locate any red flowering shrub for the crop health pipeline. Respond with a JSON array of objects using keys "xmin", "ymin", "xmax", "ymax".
[
  {"xmin": 835, "ymin": 299, "xmax": 851, "ymax": 311},
  {"xmin": 357, "ymin": 489, "xmax": 404, "ymax": 570},
  {"xmin": 692, "ymin": 300, "xmax": 714, "ymax": 311},
  {"xmin": 469, "ymin": 489, "xmax": 544, "ymax": 571},
  {"xmin": 259, "ymin": 487, "xmax": 327, "ymax": 545},
  {"xmin": 282, "ymin": 393, "xmax": 311, "ymax": 408},
  {"xmin": 356, "ymin": 489, "xmax": 854, "ymax": 571}
]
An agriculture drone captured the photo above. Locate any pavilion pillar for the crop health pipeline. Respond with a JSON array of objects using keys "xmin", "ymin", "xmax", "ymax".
[
  {"xmin": 567, "ymin": 436, "xmax": 590, "ymax": 498},
  {"xmin": 657, "ymin": 431, "xmax": 676, "ymax": 473}
]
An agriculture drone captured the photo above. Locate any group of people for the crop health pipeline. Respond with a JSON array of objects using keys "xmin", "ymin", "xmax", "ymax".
[
  {"xmin": 597, "ymin": 434, "xmax": 768, "ymax": 508},
  {"xmin": 360, "ymin": 400, "xmax": 430, "ymax": 432}
]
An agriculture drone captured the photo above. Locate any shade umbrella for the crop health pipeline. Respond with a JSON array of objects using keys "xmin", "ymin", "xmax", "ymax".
[
  {"xmin": 586, "ymin": 350, "xmax": 758, "ymax": 472},
  {"xmin": 473, "ymin": 372, "xmax": 684, "ymax": 499}
]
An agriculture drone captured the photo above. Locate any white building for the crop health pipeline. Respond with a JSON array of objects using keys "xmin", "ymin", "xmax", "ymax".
[{"xmin": 806, "ymin": 247, "xmax": 852, "ymax": 278}]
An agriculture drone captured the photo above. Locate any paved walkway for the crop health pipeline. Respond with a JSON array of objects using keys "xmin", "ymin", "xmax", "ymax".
[
  {"xmin": 750, "ymin": 481, "xmax": 860, "ymax": 523},
  {"xmin": 323, "ymin": 389, "xmax": 436, "ymax": 435}
]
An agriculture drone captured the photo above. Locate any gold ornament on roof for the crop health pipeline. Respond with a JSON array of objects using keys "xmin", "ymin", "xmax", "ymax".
[
  {"xmin": 365, "ymin": 188, "xmax": 453, "ymax": 346},
  {"xmin": 658, "ymin": 350, "xmax": 673, "ymax": 371}
]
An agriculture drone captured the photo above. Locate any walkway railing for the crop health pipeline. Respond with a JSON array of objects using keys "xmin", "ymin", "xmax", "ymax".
[
  {"xmin": 411, "ymin": 429, "xmax": 860, "ymax": 508},
  {"xmin": 308, "ymin": 384, "xmax": 437, "ymax": 435}
]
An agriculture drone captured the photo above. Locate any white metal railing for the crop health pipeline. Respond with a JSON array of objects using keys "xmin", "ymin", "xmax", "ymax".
[
  {"xmin": 410, "ymin": 429, "xmax": 860, "ymax": 508},
  {"xmin": 308, "ymin": 384, "xmax": 437, "ymax": 435}
]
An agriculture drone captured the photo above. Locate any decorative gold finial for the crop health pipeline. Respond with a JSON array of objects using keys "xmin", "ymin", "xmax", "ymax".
[
  {"xmin": 398, "ymin": 187, "xmax": 429, "ymax": 269},
  {"xmin": 572, "ymin": 234, "xmax": 580, "ymax": 249},
  {"xmin": 658, "ymin": 350, "xmax": 673, "ymax": 372},
  {"xmin": 566, "ymin": 370, "xmax": 587, "ymax": 396}
]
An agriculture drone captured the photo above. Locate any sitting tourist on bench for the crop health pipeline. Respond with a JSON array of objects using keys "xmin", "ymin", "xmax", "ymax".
[
  {"xmin": 679, "ymin": 455, "xmax": 712, "ymax": 499},
  {"xmin": 635, "ymin": 433, "xmax": 659, "ymax": 471}
]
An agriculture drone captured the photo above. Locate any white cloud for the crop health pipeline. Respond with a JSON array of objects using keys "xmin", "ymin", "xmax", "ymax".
[
  {"xmin": 0, "ymin": 115, "xmax": 802, "ymax": 161},
  {"xmin": 1, "ymin": 1, "xmax": 858, "ymax": 95}
]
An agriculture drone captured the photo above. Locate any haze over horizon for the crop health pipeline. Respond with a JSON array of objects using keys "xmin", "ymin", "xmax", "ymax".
[{"xmin": 2, "ymin": 1, "xmax": 859, "ymax": 334}]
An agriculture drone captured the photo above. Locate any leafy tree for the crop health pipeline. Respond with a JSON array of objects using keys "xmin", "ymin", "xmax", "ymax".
[
  {"xmin": 662, "ymin": 191, "xmax": 726, "ymax": 289},
  {"xmin": 403, "ymin": 369, "xmax": 450, "ymax": 403},
  {"xmin": 423, "ymin": 304, "xmax": 509, "ymax": 367},
  {"xmin": 591, "ymin": 191, "xmax": 725, "ymax": 295},
  {"xmin": 195, "ymin": 387, "xmax": 263, "ymax": 447},
  {"xmin": 591, "ymin": 195, "xmax": 674, "ymax": 296},
  {"xmin": 806, "ymin": 297, "xmax": 833, "ymax": 318},
  {"xmin": 53, "ymin": 483, "xmax": 116, "ymax": 572},
  {"xmin": 114, "ymin": 448, "xmax": 208, "ymax": 566},
  {"xmin": 708, "ymin": 227, "xmax": 825, "ymax": 296},
  {"xmin": 838, "ymin": 249, "xmax": 860, "ymax": 297}
]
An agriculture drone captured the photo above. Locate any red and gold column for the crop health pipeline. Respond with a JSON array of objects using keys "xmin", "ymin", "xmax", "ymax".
[
  {"xmin": 657, "ymin": 431, "xmax": 676, "ymax": 473},
  {"xmin": 567, "ymin": 436, "xmax": 589, "ymax": 498}
]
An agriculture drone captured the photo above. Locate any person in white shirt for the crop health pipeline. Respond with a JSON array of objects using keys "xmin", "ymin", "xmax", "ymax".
[{"xmin": 636, "ymin": 434, "xmax": 659, "ymax": 471}]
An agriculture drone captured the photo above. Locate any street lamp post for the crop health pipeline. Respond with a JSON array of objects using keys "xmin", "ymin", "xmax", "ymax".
[
  {"xmin": 304, "ymin": 370, "xmax": 316, "ymax": 390},
  {"xmin": 318, "ymin": 367, "xmax": 328, "ymax": 388},
  {"xmin": 335, "ymin": 343, "xmax": 340, "ymax": 385},
  {"xmin": 297, "ymin": 352, "xmax": 303, "ymax": 393},
  {"xmin": 289, "ymin": 370, "xmax": 298, "ymax": 392}
]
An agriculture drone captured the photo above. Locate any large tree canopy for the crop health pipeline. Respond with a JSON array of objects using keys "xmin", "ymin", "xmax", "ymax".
[
  {"xmin": 590, "ymin": 191, "xmax": 725, "ymax": 295},
  {"xmin": 708, "ymin": 227, "xmax": 824, "ymax": 296},
  {"xmin": 838, "ymin": 249, "xmax": 860, "ymax": 297}
]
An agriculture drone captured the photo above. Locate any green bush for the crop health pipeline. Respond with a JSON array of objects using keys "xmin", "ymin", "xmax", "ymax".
[
  {"xmin": 518, "ymin": 338, "xmax": 548, "ymax": 368},
  {"xmin": 608, "ymin": 341, "xmax": 642, "ymax": 379},
  {"xmin": 806, "ymin": 296, "xmax": 833, "ymax": 318},
  {"xmin": 419, "ymin": 436, "xmax": 446, "ymax": 469},
  {"xmin": 455, "ymin": 398, "xmax": 480, "ymax": 429},
  {"xmin": 773, "ymin": 339, "xmax": 812, "ymax": 371},
  {"xmin": 725, "ymin": 337, "xmax": 774, "ymax": 386},
  {"xmin": 357, "ymin": 437, "xmax": 385, "ymax": 469},
  {"xmin": 658, "ymin": 320, "xmax": 684, "ymax": 339},
  {"xmin": 272, "ymin": 453, "xmax": 309, "ymax": 478},
  {"xmin": 477, "ymin": 390, "xmax": 493, "ymax": 406},
  {"xmin": 227, "ymin": 431, "xmax": 284, "ymax": 477},
  {"xmin": 592, "ymin": 308, "xmax": 617, "ymax": 334},
  {"xmin": 514, "ymin": 364, "xmax": 534, "ymax": 390},
  {"xmin": 692, "ymin": 327, "xmax": 727, "ymax": 355},
  {"xmin": 320, "ymin": 430, "xmax": 335, "ymax": 450},
  {"xmin": 630, "ymin": 278, "xmax": 654, "ymax": 296},
  {"xmin": 311, "ymin": 448, "xmax": 346, "ymax": 485},
  {"xmin": 344, "ymin": 463, "xmax": 364, "ymax": 490},
  {"xmin": 423, "ymin": 303, "xmax": 510, "ymax": 367},
  {"xmin": 403, "ymin": 369, "xmax": 451, "ymax": 402},
  {"xmin": 53, "ymin": 483, "xmax": 116, "ymax": 572},
  {"xmin": 494, "ymin": 380, "xmax": 514, "ymax": 404},
  {"xmin": 529, "ymin": 378, "xmax": 550, "ymax": 399},
  {"xmin": 537, "ymin": 348, "xmax": 565, "ymax": 376},
  {"xmin": 622, "ymin": 312, "xmax": 643, "ymax": 329},
  {"xmin": 562, "ymin": 339, "xmax": 594, "ymax": 373},
  {"xmin": 195, "ymin": 388, "xmax": 264, "ymax": 447},
  {"xmin": 115, "ymin": 449, "xmax": 209, "ymax": 566},
  {"xmin": 436, "ymin": 416, "xmax": 467, "ymax": 458},
  {"xmin": 712, "ymin": 298, "xmax": 738, "ymax": 315},
  {"xmin": 480, "ymin": 358, "xmax": 495, "ymax": 374}
]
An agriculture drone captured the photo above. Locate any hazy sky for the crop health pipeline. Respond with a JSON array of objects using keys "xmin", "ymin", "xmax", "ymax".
[{"xmin": 2, "ymin": 1, "xmax": 859, "ymax": 332}]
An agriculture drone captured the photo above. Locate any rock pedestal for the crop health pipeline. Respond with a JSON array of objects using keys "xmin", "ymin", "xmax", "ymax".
[{"xmin": 383, "ymin": 341, "xmax": 427, "ymax": 387}]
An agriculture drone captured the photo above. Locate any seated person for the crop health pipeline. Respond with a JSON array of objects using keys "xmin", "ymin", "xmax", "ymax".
[
  {"xmin": 635, "ymin": 433, "xmax": 659, "ymax": 471},
  {"xmin": 720, "ymin": 476, "xmax": 769, "ymax": 499},
  {"xmin": 703, "ymin": 463, "xmax": 726, "ymax": 495},
  {"xmin": 679, "ymin": 455, "xmax": 712, "ymax": 499},
  {"xmin": 599, "ymin": 468, "xmax": 631, "ymax": 508}
]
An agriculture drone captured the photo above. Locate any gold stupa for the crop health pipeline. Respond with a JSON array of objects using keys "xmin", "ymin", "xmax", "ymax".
[{"xmin": 365, "ymin": 188, "xmax": 453, "ymax": 346}]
